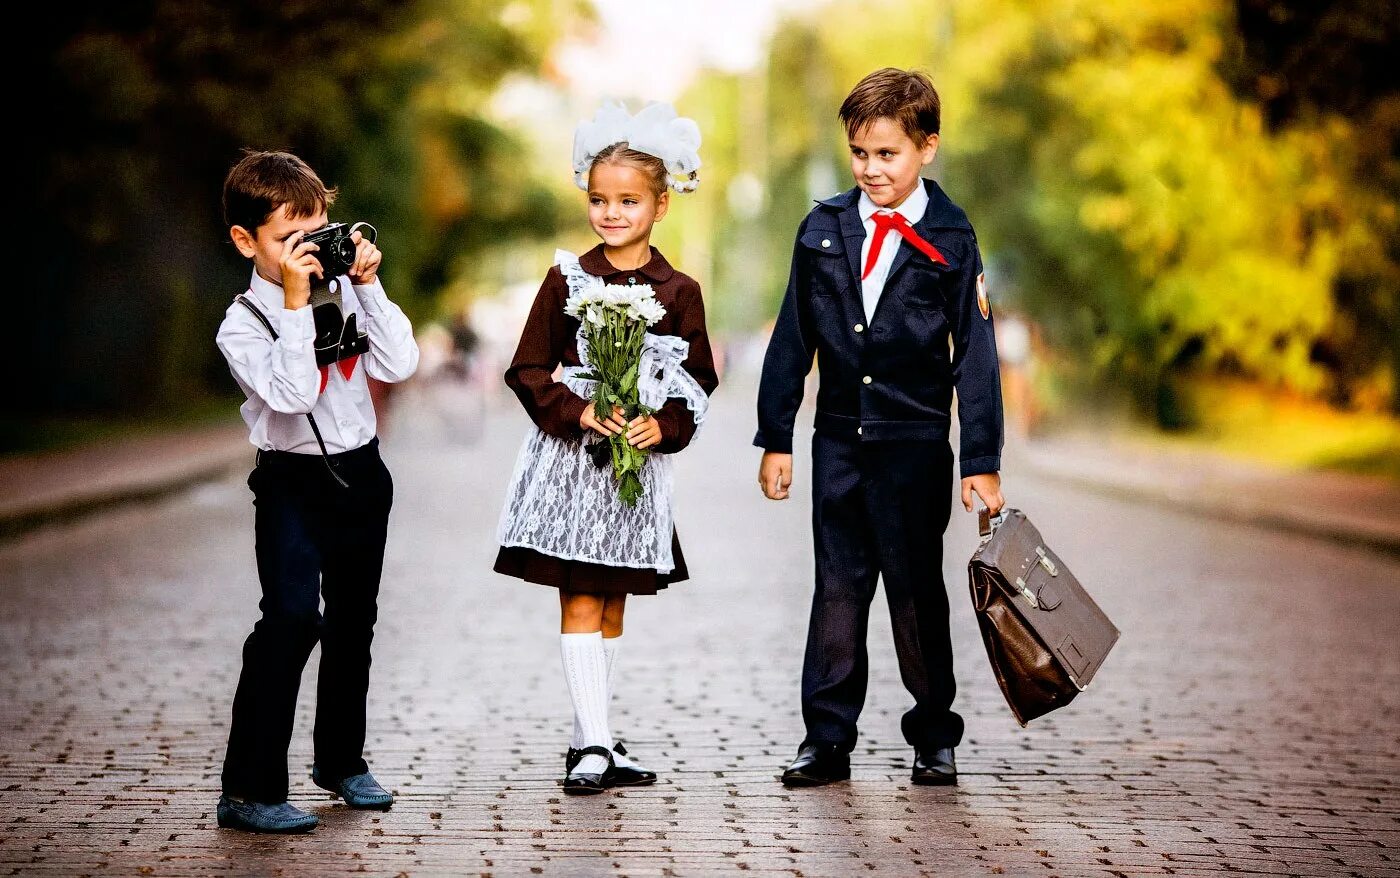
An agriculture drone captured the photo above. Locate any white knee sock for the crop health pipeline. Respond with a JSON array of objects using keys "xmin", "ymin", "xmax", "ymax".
[
  {"xmin": 600, "ymin": 635, "xmax": 644, "ymax": 770},
  {"xmin": 573, "ymin": 634, "xmax": 621, "ymax": 749},
  {"xmin": 560, "ymin": 632, "xmax": 612, "ymax": 775}
]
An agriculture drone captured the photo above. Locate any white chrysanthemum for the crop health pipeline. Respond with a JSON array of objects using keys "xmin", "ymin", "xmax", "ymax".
[
  {"xmin": 634, "ymin": 298, "xmax": 666, "ymax": 326},
  {"xmin": 565, "ymin": 276, "xmax": 665, "ymax": 326},
  {"xmin": 564, "ymin": 285, "xmax": 608, "ymax": 317}
]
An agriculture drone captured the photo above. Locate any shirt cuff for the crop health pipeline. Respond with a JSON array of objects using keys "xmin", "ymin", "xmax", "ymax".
[
  {"xmin": 959, "ymin": 455, "xmax": 1001, "ymax": 478},
  {"xmin": 351, "ymin": 277, "xmax": 390, "ymax": 315},
  {"xmin": 278, "ymin": 305, "xmax": 316, "ymax": 343},
  {"xmin": 753, "ymin": 431, "xmax": 793, "ymax": 454}
]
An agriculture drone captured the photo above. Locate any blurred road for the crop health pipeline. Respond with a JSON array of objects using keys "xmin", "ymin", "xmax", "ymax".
[{"xmin": 1, "ymin": 377, "xmax": 1397, "ymax": 876}]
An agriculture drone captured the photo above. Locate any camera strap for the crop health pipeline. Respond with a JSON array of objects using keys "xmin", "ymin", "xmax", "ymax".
[{"xmin": 236, "ymin": 294, "xmax": 350, "ymax": 489}]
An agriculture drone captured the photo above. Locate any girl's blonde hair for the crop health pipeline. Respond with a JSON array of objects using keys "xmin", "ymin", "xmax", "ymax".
[{"xmin": 590, "ymin": 143, "xmax": 669, "ymax": 199}]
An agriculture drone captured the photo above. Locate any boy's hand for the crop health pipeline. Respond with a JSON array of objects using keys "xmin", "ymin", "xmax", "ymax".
[
  {"xmin": 349, "ymin": 229, "xmax": 382, "ymax": 286},
  {"xmin": 279, "ymin": 230, "xmax": 324, "ymax": 310},
  {"xmin": 626, "ymin": 414, "xmax": 662, "ymax": 449},
  {"xmin": 759, "ymin": 452, "xmax": 793, "ymax": 500},
  {"xmin": 961, "ymin": 472, "xmax": 1004, "ymax": 515},
  {"xmin": 581, "ymin": 404, "xmax": 628, "ymax": 437}
]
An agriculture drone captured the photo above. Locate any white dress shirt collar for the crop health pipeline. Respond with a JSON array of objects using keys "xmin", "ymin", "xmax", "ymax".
[
  {"xmin": 858, "ymin": 178, "xmax": 930, "ymax": 226},
  {"xmin": 247, "ymin": 268, "xmax": 288, "ymax": 312}
]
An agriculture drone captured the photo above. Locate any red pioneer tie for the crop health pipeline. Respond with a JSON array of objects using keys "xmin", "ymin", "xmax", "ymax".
[
  {"xmin": 338, "ymin": 355, "xmax": 360, "ymax": 382},
  {"xmin": 316, "ymin": 355, "xmax": 360, "ymax": 395},
  {"xmin": 862, "ymin": 210, "xmax": 948, "ymax": 279}
]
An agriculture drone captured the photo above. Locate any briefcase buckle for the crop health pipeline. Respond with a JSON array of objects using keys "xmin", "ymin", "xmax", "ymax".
[
  {"xmin": 1035, "ymin": 545, "xmax": 1059, "ymax": 576},
  {"xmin": 1013, "ymin": 576, "xmax": 1040, "ymax": 609}
]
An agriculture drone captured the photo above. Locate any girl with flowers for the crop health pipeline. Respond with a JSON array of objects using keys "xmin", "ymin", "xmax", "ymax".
[{"xmin": 494, "ymin": 102, "xmax": 717, "ymax": 793}]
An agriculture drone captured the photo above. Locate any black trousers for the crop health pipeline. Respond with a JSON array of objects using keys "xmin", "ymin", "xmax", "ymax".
[
  {"xmin": 221, "ymin": 439, "xmax": 393, "ymax": 803},
  {"xmin": 801, "ymin": 433, "xmax": 964, "ymax": 752}
]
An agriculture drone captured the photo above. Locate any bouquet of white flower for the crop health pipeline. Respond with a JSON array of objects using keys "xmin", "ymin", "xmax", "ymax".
[{"xmin": 564, "ymin": 281, "xmax": 667, "ymax": 506}]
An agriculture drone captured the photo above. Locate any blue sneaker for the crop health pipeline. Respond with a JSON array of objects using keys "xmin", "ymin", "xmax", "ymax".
[
  {"xmin": 311, "ymin": 765, "xmax": 394, "ymax": 810},
  {"xmin": 216, "ymin": 796, "xmax": 318, "ymax": 833}
]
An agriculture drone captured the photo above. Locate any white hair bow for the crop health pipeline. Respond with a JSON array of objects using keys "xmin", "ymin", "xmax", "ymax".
[{"xmin": 572, "ymin": 100, "xmax": 702, "ymax": 194}]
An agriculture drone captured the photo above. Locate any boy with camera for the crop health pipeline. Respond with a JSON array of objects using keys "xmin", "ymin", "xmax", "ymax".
[{"xmin": 214, "ymin": 151, "xmax": 419, "ymax": 833}]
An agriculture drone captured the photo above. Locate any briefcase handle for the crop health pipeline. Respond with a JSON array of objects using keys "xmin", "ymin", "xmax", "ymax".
[{"xmin": 978, "ymin": 507, "xmax": 1009, "ymax": 541}]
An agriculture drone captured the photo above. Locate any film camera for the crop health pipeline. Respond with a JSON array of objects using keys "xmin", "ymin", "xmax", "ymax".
[
  {"xmin": 303, "ymin": 221, "xmax": 377, "ymax": 278},
  {"xmin": 305, "ymin": 222, "xmax": 378, "ymax": 367}
]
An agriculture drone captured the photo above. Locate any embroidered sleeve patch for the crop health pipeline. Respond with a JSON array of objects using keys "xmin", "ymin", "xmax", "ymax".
[{"xmin": 976, "ymin": 272, "xmax": 990, "ymax": 319}]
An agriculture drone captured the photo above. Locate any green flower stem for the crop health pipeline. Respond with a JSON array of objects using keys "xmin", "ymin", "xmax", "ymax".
[{"xmin": 583, "ymin": 308, "xmax": 655, "ymax": 507}]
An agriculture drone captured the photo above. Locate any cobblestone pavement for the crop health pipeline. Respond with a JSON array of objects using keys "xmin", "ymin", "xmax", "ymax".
[{"xmin": 1, "ymin": 380, "xmax": 1397, "ymax": 877}]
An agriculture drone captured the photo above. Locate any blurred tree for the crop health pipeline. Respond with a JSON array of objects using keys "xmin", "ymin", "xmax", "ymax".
[
  {"xmin": 13, "ymin": 0, "xmax": 581, "ymax": 424},
  {"xmin": 952, "ymin": 1, "xmax": 1344, "ymax": 422},
  {"xmin": 1222, "ymin": 0, "xmax": 1400, "ymax": 411},
  {"xmin": 694, "ymin": 0, "xmax": 1398, "ymax": 424}
]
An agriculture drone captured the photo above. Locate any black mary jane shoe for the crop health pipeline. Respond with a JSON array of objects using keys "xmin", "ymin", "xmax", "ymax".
[
  {"xmin": 562, "ymin": 745, "xmax": 614, "ymax": 795},
  {"xmin": 606, "ymin": 742, "xmax": 658, "ymax": 787},
  {"xmin": 567, "ymin": 741, "xmax": 657, "ymax": 787},
  {"xmin": 910, "ymin": 746, "xmax": 958, "ymax": 786},
  {"xmin": 780, "ymin": 742, "xmax": 850, "ymax": 787}
]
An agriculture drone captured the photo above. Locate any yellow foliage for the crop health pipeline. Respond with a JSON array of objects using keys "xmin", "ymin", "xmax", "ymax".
[{"xmin": 679, "ymin": 0, "xmax": 1397, "ymax": 418}]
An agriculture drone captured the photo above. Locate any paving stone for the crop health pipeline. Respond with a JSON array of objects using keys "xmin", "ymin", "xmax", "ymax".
[{"xmin": 0, "ymin": 382, "xmax": 1396, "ymax": 876}]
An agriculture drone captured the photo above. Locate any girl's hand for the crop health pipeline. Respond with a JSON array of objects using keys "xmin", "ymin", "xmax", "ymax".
[
  {"xmin": 961, "ymin": 472, "xmax": 1004, "ymax": 514},
  {"xmin": 349, "ymin": 230, "xmax": 382, "ymax": 285},
  {"xmin": 626, "ymin": 414, "xmax": 662, "ymax": 449},
  {"xmin": 581, "ymin": 404, "xmax": 628, "ymax": 437}
]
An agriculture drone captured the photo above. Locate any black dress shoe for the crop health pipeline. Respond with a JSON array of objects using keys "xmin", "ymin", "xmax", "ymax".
[
  {"xmin": 911, "ymin": 747, "xmax": 957, "ymax": 785},
  {"xmin": 562, "ymin": 745, "xmax": 614, "ymax": 795},
  {"xmin": 781, "ymin": 742, "xmax": 850, "ymax": 787}
]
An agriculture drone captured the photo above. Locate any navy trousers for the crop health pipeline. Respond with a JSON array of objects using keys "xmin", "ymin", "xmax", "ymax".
[
  {"xmin": 221, "ymin": 439, "xmax": 393, "ymax": 803},
  {"xmin": 801, "ymin": 433, "xmax": 964, "ymax": 752}
]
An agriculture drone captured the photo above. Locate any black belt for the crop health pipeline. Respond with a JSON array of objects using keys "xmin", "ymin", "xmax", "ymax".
[{"xmin": 257, "ymin": 437, "xmax": 379, "ymax": 466}]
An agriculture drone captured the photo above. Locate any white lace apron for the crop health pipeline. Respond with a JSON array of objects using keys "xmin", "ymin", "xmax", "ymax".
[{"xmin": 496, "ymin": 250, "xmax": 709, "ymax": 572}]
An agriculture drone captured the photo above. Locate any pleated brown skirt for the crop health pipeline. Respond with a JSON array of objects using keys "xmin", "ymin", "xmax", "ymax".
[{"xmin": 493, "ymin": 529, "xmax": 689, "ymax": 596}]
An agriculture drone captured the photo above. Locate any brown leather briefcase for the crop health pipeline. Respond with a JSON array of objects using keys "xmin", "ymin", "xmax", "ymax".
[{"xmin": 969, "ymin": 508, "xmax": 1119, "ymax": 726}]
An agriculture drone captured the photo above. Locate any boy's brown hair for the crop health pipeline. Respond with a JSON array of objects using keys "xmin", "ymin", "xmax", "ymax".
[
  {"xmin": 839, "ymin": 67, "xmax": 941, "ymax": 143},
  {"xmin": 222, "ymin": 150, "xmax": 337, "ymax": 236}
]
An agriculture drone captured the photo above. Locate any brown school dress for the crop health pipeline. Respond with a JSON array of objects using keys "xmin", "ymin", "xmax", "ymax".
[{"xmin": 493, "ymin": 244, "xmax": 718, "ymax": 595}]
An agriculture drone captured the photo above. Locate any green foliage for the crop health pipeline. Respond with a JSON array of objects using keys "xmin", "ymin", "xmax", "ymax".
[
  {"xmin": 16, "ymin": 0, "xmax": 581, "ymax": 419},
  {"xmin": 945, "ymin": 1, "xmax": 1345, "ymax": 410},
  {"xmin": 682, "ymin": 0, "xmax": 1398, "ymax": 421}
]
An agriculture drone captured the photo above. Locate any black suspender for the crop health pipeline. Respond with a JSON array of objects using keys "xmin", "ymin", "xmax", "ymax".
[{"xmin": 236, "ymin": 294, "xmax": 350, "ymax": 488}]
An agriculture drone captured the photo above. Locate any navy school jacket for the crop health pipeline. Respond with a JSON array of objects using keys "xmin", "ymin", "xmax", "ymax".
[{"xmin": 754, "ymin": 178, "xmax": 1004, "ymax": 478}]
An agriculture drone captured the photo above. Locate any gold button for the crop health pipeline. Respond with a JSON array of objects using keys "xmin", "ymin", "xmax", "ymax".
[
  {"xmin": 862, "ymin": 375, "xmax": 873, "ymax": 384},
  {"xmin": 854, "ymin": 323, "xmax": 864, "ymax": 333},
  {"xmin": 821, "ymin": 239, "xmax": 831, "ymax": 248}
]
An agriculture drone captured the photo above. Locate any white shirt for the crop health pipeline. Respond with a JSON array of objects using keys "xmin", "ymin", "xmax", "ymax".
[
  {"xmin": 216, "ymin": 269, "xmax": 420, "ymax": 454},
  {"xmin": 858, "ymin": 182, "xmax": 930, "ymax": 322}
]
